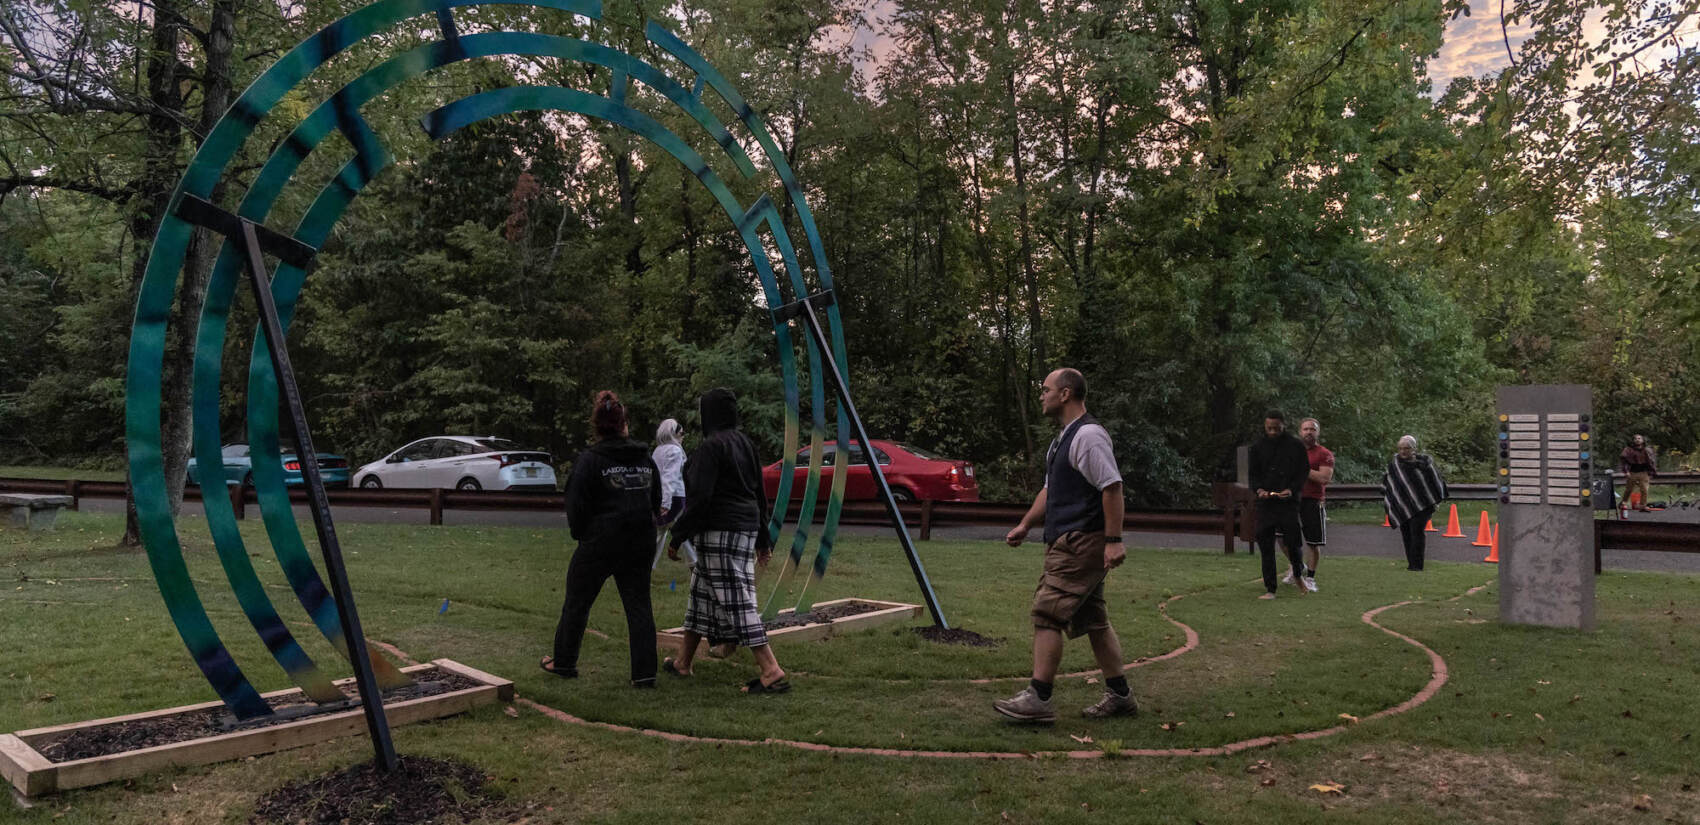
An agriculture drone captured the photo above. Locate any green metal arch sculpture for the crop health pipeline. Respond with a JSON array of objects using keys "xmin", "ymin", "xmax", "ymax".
[{"xmin": 125, "ymin": 0, "xmax": 925, "ymax": 722}]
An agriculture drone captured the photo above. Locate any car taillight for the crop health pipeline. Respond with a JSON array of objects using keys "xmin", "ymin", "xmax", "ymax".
[{"xmin": 284, "ymin": 460, "xmax": 300, "ymax": 471}]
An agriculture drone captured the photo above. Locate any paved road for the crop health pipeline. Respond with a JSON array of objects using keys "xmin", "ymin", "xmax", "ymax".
[{"xmin": 78, "ymin": 497, "xmax": 1700, "ymax": 574}]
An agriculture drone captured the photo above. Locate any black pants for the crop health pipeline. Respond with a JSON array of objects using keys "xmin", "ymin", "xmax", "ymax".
[
  {"xmin": 552, "ymin": 541, "xmax": 657, "ymax": 682},
  {"xmin": 1256, "ymin": 502, "xmax": 1305, "ymax": 593},
  {"xmin": 1398, "ymin": 507, "xmax": 1435, "ymax": 570}
]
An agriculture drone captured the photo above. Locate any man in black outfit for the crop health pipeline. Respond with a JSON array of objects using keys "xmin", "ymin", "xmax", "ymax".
[{"xmin": 1249, "ymin": 410, "xmax": 1309, "ymax": 600}]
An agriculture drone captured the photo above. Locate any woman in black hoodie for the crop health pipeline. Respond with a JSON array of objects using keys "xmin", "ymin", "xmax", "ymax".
[
  {"xmin": 541, "ymin": 391, "xmax": 661, "ymax": 686},
  {"xmin": 664, "ymin": 388, "xmax": 789, "ymax": 693}
]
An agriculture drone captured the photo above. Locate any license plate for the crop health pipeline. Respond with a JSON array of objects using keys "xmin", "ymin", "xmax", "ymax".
[{"xmin": 523, "ymin": 468, "xmax": 538, "ymax": 478}]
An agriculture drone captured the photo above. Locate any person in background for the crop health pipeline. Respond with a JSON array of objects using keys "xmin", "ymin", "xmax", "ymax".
[
  {"xmin": 1382, "ymin": 435, "xmax": 1447, "ymax": 571},
  {"xmin": 541, "ymin": 391, "xmax": 660, "ymax": 687},
  {"xmin": 1285, "ymin": 417, "xmax": 1334, "ymax": 592},
  {"xmin": 1619, "ymin": 434, "xmax": 1657, "ymax": 512},
  {"xmin": 651, "ymin": 418, "xmax": 694, "ymax": 567},
  {"xmin": 1250, "ymin": 410, "xmax": 1310, "ymax": 599},
  {"xmin": 664, "ymin": 388, "xmax": 789, "ymax": 694}
]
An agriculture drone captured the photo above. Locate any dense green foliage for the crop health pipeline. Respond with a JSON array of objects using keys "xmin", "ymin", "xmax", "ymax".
[{"xmin": 1, "ymin": 0, "xmax": 1694, "ymax": 503}]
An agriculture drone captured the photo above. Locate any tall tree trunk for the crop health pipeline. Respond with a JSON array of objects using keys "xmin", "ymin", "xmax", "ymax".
[
  {"xmin": 160, "ymin": 0, "xmax": 238, "ymax": 521},
  {"xmin": 122, "ymin": 0, "xmax": 189, "ymax": 546},
  {"xmin": 1007, "ymin": 69, "xmax": 1046, "ymax": 374}
]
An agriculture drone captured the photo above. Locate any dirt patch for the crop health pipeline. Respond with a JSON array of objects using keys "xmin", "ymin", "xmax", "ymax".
[
  {"xmin": 248, "ymin": 754, "xmax": 507, "ymax": 825},
  {"xmin": 33, "ymin": 667, "xmax": 482, "ymax": 762},
  {"xmin": 911, "ymin": 626, "xmax": 1003, "ymax": 647},
  {"xmin": 764, "ymin": 600, "xmax": 890, "ymax": 630}
]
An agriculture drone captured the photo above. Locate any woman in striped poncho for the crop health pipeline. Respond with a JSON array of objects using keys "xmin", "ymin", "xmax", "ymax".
[{"xmin": 1382, "ymin": 435, "xmax": 1448, "ymax": 571}]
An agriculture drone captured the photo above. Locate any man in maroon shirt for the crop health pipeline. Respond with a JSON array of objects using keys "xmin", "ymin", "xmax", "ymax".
[{"xmin": 1288, "ymin": 418, "xmax": 1334, "ymax": 592}]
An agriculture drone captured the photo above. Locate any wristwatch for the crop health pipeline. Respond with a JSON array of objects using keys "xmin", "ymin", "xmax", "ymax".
[{"xmin": 1105, "ymin": 536, "xmax": 1123, "ymax": 544}]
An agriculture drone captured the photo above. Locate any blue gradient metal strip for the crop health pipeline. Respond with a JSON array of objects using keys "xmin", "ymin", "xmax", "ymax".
[
  {"xmin": 647, "ymin": 23, "xmax": 856, "ymax": 579},
  {"xmin": 129, "ymin": 0, "xmax": 600, "ymax": 720}
]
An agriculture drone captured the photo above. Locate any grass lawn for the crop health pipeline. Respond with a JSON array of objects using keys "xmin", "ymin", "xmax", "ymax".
[{"xmin": 2, "ymin": 511, "xmax": 1698, "ymax": 823}]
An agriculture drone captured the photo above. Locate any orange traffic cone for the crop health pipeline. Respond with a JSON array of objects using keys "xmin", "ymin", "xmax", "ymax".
[
  {"xmin": 1471, "ymin": 512, "xmax": 1493, "ymax": 547},
  {"xmin": 1483, "ymin": 524, "xmax": 1499, "ymax": 563},
  {"xmin": 1382, "ymin": 512, "xmax": 1390, "ymax": 527},
  {"xmin": 1425, "ymin": 518, "xmax": 1437, "ymax": 532},
  {"xmin": 1442, "ymin": 504, "xmax": 1465, "ymax": 538}
]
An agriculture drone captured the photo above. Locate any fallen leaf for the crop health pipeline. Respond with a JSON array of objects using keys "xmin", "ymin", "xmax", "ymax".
[
  {"xmin": 1359, "ymin": 753, "xmax": 1382, "ymax": 762},
  {"xmin": 1084, "ymin": 677, "xmax": 1099, "ymax": 685},
  {"xmin": 1535, "ymin": 713, "xmax": 1545, "ymax": 721},
  {"xmin": 1070, "ymin": 734, "xmax": 1094, "ymax": 744},
  {"xmin": 1246, "ymin": 760, "xmax": 1272, "ymax": 773},
  {"xmin": 1622, "ymin": 710, "xmax": 1635, "ymax": 719},
  {"xmin": 1224, "ymin": 712, "xmax": 1236, "ymax": 719},
  {"xmin": 503, "ymin": 706, "xmax": 519, "ymax": 718},
  {"xmin": 36, "ymin": 693, "xmax": 54, "ymax": 702},
  {"xmin": 1001, "ymin": 812, "xmax": 1011, "ymax": 821},
  {"xmin": 1570, "ymin": 694, "xmax": 1583, "ymax": 704},
  {"xmin": 1309, "ymin": 783, "xmax": 1345, "ymax": 795},
  {"xmin": 1633, "ymin": 794, "xmax": 1653, "ymax": 811},
  {"xmin": 1538, "ymin": 680, "xmax": 1552, "ymax": 685},
  {"xmin": 1338, "ymin": 713, "xmax": 1359, "ymax": 724},
  {"xmin": 1259, "ymin": 777, "xmax": 1277, "ymax": 787}
]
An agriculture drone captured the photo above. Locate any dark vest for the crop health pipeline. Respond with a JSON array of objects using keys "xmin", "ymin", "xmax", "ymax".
[{"xmin": 1044, "ymin": 414, "xmax": 1105, "ymax": 544}]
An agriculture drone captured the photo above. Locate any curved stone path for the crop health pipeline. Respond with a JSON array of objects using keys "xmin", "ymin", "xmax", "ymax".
[{"xmin": 504, "ymin": 578, "xmax": 1494, "ymax": 759}]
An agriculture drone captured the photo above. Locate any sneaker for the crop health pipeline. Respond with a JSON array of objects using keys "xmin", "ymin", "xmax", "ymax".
[
  {"xmin": 1082, "ymin": 689, "xmax": 1138, "ymax": 719},
  {"xmin": 1281, "ymin": 569, "xmax": 1295, "ymax": 584},
  {"xmin": 994, "ymin": 687, "xmax": 1057, "ymax": 723},
  {"xmin": 1303, "ymin": 576, "xmax": 1318, "ymax": 593},
  {"xmin": 1258, "ymin": 592, "xmax": 1277, "ymax": 600}
]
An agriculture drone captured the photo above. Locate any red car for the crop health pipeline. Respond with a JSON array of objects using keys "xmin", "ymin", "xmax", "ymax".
[{"xmin": 762, "ymin": 440, "xmax": 978, "ymax": 502}]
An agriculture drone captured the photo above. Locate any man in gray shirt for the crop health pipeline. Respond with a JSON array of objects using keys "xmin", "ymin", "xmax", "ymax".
[{"xmin": 995, "ymin": 368, "xmax": 1136, "ymax": 723}]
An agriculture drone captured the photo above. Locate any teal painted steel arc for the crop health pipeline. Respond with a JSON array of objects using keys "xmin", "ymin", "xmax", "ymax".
[
  {"xmin": 128, "ymin": 0, "xmax": 855, "ymax": 720},
  {"xmin": 420, "ymin": 84, "xmax": 811, "ymax": 546},
  {"xmin": 646, "ymin": 23, "xmax": 855, "ymax": 579},
  {"xmin": 210, "ymin": 31, "xmax": 763, "ymax": 694},
  {"xmin": 127, "ymin": 0, "xmax": 602, "ymax": 720}
]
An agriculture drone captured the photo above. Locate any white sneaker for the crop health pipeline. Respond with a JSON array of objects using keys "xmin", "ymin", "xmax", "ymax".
[
  {"xmin": 1281, "ymin": 569, "xmax": 1295, "ymax": 584},
  {"xmin": 1303, "ymin": 576, "xmax": 1318, "ymax": 592},
  {"xmin": 994, "ymin": 687, "xmax": 1057, "ymax": 723}
]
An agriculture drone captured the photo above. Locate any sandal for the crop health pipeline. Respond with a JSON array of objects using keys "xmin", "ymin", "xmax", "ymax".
[
  {"xmin": 743, "ymin": 676, "xmax": 791, "ymax": 694},
  {"xmin": 539, "ymin": 656, "xmax": 577, "ymax": 679},
  {"xmin": 662, "ymin": 657, "xmax": 691, "ymax": 678}
]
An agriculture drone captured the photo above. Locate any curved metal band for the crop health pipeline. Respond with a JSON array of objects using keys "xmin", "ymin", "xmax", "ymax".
[{"xmin": 129, "ymin": 0, "xmax": 603, "ymax": 719}]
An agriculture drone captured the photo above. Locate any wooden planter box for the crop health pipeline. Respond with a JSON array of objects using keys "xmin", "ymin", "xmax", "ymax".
[
  {"xmin": 656, "ymin": 597, "xmax": 922, "ymax": 654},
  {"xmin": 0, "ymin": 659, "xmax": 511, "ymax": 798}
]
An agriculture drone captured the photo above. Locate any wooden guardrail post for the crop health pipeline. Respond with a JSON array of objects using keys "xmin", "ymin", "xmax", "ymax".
[
  {"xmin": 229, "ymin": 483, "xmax": 245, "ymax": 520},
  {"xmin": 1221, "ymin": 504, "xmax": 1234, "ymax": 554},
  {"xmin": 429, "ymin": 488, "xmax": 444, "ymax": 526},
  {"xmin": 919, "ymin": 500, "xmax": 933, "ymax": 541},
  {"xmin": 65, "ymin": 479, "xmax": 80, "ymax": 511}
]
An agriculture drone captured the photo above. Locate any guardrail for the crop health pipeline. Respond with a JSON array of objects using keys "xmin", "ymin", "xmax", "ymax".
[{"xmin": 6, "ymin": 476, "xmax": 1698, "ymax": 569}]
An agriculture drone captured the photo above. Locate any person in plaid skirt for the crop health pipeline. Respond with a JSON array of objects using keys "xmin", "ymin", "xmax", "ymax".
[{"xmin": 664, "ymin": 388, "xmax": 790, "ymax": 694}]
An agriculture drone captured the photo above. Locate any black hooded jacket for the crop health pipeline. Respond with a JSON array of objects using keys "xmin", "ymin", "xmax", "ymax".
[
  {"xmin": 670, "ymin": 388, "xmax": 771, "ymax": 549},
  {"xmin": 564, "ymin": 437, "xmax": 660, "ymax": 551}
]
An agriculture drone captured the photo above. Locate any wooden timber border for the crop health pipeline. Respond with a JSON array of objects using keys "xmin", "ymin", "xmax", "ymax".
[
  {"xmin": 0, "ymin": 659, "xmax": 512, "ymax": 798},
  {"xmin": 656, "ymin": 597, "xmax": 922, "ymax": 655}
]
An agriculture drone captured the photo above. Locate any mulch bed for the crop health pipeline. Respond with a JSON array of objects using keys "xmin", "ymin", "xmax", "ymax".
[
  {"xmin": 248, "ymin": 754, "xmax": 508, "ymax": 825},
  {"xmin": 911, "ymin": 626, "xmax": 1003, "ymax": 647},
  {"xmin": 33, "ymin": 667, "xmax": 481, "ymax": 763},
  {"xmin": 762, "ymin": 599, "xmax": 889, "ymax": 630}
]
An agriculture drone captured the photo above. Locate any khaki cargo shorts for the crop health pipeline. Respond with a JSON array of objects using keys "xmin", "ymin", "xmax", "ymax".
[{"xmin": 1031, "ymin": 530, "xmax": 1110, "ymax": 639}]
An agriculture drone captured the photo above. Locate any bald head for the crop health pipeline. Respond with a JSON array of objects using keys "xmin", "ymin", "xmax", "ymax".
[{"xmin": 1039, "ymin": 368, "xmax": 1088, "ymax": 419}]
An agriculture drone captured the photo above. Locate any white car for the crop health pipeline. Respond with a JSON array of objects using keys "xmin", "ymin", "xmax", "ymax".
[{"xmin": 353, "ymin": 436, "xmax": 556, "ymax": 492}]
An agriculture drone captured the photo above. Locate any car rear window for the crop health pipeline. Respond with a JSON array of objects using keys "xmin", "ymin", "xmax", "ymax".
[
  {"xmin": 900, "ymin": 444, "xmax": 943, "ymax": 460},
  {"xmin": 473, "ymin": 438, "xmax": 521, "ymax": 452}
]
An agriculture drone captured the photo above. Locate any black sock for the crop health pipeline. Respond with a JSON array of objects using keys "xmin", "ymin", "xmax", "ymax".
[
  {"xmin": 1106, "ymin": 676, "xmax": 1130, "ymax": 697},
  {"xmin": 1030, "ymin": 679, "xmax": 1053, "ymax": 701}
]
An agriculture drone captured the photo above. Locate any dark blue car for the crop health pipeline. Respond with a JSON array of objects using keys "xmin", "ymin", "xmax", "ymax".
[{"xmin": 186, "ymin": 444, "xmax": 351, "ymax": 488}]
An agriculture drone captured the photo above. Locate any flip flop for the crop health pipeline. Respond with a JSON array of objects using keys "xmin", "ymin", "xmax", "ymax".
[
  {"xmin": 743, "ymin": 676, "xmax": 791, "ymax": 694},
  {"xmin": 662, "ymin": 657, "xmax": 691, "ymax": 677},
  {"xmin": 539, "ymin": 656, "xmax": 577, "ymax": 679}
]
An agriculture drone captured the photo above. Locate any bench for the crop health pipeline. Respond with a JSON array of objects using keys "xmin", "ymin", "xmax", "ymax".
[{"xmin": 0, "ymin": 494, "xmax": 74, "ymax": 531}]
